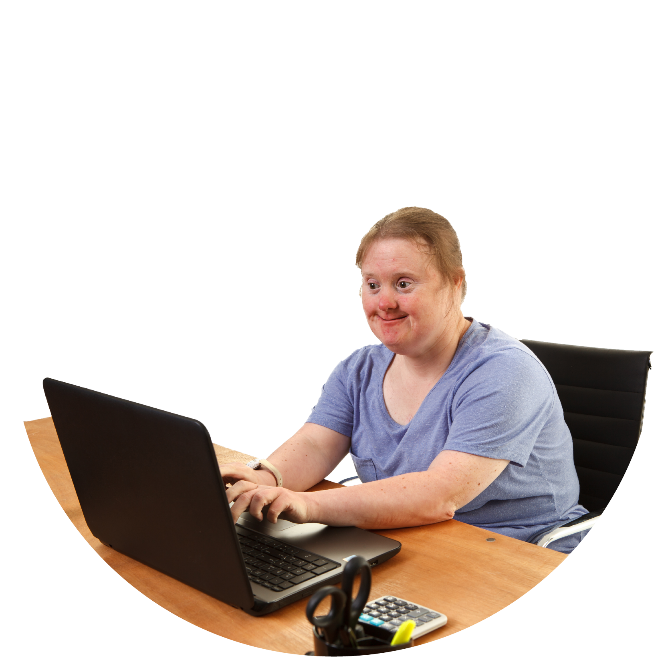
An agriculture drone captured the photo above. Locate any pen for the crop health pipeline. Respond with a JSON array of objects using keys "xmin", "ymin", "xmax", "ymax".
[{"xmin": 391, "ymin": 620, "xmax": 416, "ymax": 646}]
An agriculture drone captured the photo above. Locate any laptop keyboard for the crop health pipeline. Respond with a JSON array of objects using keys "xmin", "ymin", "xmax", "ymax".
[{"xmin": 235, "ymin": 525, "xmax": 339, "ymax": 592}]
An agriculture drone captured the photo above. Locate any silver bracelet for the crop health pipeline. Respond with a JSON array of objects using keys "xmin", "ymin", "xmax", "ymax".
[{"xmin": 245, "ymin": 458, "xmax": 283, "ymax": 487}]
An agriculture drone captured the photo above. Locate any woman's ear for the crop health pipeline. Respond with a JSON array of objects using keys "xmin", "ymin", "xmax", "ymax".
[{"xmin": 460, "ymin": 271, "xmax": 468, "ymax": 304}]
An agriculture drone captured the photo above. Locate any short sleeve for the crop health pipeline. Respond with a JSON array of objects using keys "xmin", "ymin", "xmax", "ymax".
[
  {"xmin": 443, "ymin": 348, "xmax": 555, "ymax": 467},
  {"xmin": 306, "ymin": 359, "xmax": 355, "ymax": 437}
]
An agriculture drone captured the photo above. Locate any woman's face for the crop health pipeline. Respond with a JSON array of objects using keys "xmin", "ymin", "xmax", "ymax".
[{"xmin": 361, "ymin": 238, "xmax": 461, "ymax": 358}]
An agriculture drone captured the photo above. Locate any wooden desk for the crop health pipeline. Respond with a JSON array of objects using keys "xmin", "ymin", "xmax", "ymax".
[{"xmin": 25, "ymin": 417, "xmax": 566, "ymax": 655}]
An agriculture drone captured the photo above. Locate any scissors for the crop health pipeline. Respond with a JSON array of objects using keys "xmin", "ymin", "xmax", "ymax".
[{"xmin": 305, "ymin": 555, "xmax": 372, "ymax": 647}]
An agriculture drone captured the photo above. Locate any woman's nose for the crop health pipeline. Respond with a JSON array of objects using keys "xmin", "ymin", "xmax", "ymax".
[{"xmin": 378, "ymin": 287, "xmax": 397, "ymax": 311}]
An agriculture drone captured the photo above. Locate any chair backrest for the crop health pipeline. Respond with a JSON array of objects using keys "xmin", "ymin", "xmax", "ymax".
[{"xmin": 520, "ymin": 339, "xmax": 652, "ymax": 513}]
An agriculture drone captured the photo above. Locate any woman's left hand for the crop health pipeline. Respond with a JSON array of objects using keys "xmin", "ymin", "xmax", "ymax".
[{"xmin": 226, "ymin": 480, "xmax": 314, "ymax": 525}]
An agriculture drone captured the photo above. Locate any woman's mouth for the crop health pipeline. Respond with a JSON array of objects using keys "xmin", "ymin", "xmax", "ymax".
[{"xmin": 379, "ymin": 315, "xmax": 407, "ymax": 322}]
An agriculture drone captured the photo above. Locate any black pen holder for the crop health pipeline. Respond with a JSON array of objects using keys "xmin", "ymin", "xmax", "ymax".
[{"xmin": 309, "ymin": 626, "xmax": 413, "ymax": 656}]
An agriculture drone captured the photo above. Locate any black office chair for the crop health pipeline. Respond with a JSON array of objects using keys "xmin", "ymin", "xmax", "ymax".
[
  {"xmin": 520, "ymin": 340, "xmax": 652, "ymax": 547},
  {"xmin": 339, "ymin": 339, "xmax": 653, "ymax": 548}
]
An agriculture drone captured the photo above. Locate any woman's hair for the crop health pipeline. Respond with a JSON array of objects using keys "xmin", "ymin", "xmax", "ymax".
[{"xmin": 355, "ymin": 207, "xmax": 467, "ymax": 302}]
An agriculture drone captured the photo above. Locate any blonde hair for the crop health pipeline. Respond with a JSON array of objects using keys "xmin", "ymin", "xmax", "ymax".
[{"xmin": 356, "ymin": 207, "xmax": 467, "ymax": 302}]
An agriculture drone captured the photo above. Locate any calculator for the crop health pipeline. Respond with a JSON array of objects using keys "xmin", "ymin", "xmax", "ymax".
[{"xmin": 358, "ymin": 595, "xmax": 448, "ymax": 639}]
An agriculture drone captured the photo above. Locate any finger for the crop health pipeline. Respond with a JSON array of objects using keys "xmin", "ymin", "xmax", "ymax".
[
  {"xmin": 265, "ymin": 498, "xmax": 288, "ymax": 524},
  {"xmin": 266, "ymin": 491, "xmax": 308, "ymax": 524},
  {"xmin": 226, "ymin": 479, "xmax": 257, "ymax": 504},
  {"xmin": 249, "ymin": 487, "xmax": 284, "ymax": 522},
  {"xmin": 229, "ymin": 487, "xmax": 259, "ymax": 523},
  {"xmin": 221, "ymin": 471, "xmax": 245, "ymax": 485},
  {"xmin": 219, "ymin": 463, "xmax": 254, "ymax": 486}
]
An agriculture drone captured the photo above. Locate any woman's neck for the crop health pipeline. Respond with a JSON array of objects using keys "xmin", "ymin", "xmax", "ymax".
[{"xmin": 395, "ymin": 314, "xmax": 471, "ymax": 383}]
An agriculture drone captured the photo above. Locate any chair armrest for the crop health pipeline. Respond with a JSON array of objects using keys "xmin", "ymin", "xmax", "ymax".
[{"xmin": 536, "ymin": 509, "xmax": 603, "ymax": 548}]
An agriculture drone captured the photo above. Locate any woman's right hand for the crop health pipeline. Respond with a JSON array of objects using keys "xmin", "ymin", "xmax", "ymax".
[{"xmin": 218, "ymin": 461, "xmax": 277, "ymax": 488}]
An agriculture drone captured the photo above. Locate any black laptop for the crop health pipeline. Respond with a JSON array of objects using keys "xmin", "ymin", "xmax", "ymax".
[{"xmin": 43, "ymin": 378, "xmax": 401, "ymax": 616}]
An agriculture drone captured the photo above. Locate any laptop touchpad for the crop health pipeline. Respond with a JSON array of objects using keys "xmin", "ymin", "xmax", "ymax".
[{"xmin": 237, "ymin": 510, "xmax": 297, "ymax": 532}]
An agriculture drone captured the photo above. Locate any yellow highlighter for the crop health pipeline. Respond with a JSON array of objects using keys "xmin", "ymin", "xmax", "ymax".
[{"xmin": 391, "ymin": 620, "xmax": 416, "ymax": 646}]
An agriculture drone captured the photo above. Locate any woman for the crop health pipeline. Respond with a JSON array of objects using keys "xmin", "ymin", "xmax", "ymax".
[{"xmin": 221, "ymin": 207, "xmax": 588, "ymax": 554}]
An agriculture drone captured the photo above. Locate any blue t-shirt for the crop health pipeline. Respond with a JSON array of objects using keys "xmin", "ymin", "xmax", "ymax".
[{"xmin": 307, "ymin": 319, "xmax": 588, "ymax": 550}]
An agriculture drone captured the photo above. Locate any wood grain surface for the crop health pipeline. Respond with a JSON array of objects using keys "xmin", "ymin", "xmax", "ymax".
[{"xmin": 25, "ymin": 417, "xmax": 566, "ymax": 655}]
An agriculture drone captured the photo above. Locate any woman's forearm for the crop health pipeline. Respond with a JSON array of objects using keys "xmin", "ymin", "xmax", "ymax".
[
  {"xmin": 266, "ymin": 423, "xmax": 350, "ymax": 492},
  {"xmin": 307, "ymin": 470, "xmax": 457, "ymax": 530}
]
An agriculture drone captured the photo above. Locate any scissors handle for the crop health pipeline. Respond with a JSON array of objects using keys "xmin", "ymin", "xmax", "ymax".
[
  {"xmin": 340, "ymin": 556, "xmax": 372, "ymax": 630},
  {"xmin": 305, "ymin": 586, "xmax": 347, "ymax": 646}
]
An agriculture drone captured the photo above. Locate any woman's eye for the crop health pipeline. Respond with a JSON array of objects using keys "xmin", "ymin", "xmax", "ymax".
[
  {"xmin": 398, "ymin": 281, "xmax": 411, "ymax": 289},
  {"xmin": 368, "ymin": 282, "xmax": 379, "ymax": 290}
]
